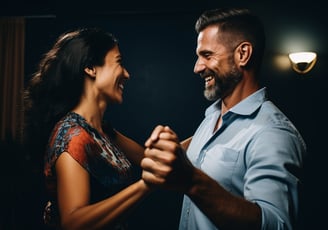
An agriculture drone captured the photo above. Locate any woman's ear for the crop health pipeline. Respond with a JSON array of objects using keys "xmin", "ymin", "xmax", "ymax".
[
  {"xmin": 235, "ymin": 42, "xmax": 252, "ymax": 67},
  {"xmin": 84, "ymin": 67, "xmax": 96, "ymax": 78}
]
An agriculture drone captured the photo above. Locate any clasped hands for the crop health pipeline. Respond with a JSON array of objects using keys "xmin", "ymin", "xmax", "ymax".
[{"xmin": 141, "ymin": 125, "xmax": 194, "ymax": 193}]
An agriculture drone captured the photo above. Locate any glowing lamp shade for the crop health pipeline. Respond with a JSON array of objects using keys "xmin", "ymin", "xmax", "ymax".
[{"xmin": 288, "ymin": 51, "xmax": 317, "ymax": 74}]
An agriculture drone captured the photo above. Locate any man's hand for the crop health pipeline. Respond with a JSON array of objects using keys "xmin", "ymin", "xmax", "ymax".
[{"xmin": 141, "ymin": 125, "xmax": 194, "ymax": 192}]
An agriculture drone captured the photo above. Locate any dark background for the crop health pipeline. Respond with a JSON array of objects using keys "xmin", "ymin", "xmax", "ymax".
[{"xmin": 1, "ymin": 0, "xmax": 327, "ymax": 229}]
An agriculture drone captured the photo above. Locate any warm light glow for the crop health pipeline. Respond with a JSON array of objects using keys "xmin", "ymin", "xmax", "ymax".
[
  {"xmin": 273, "ymin": 55, "xmax": 291, "ymax": 71},
  {"xmin": 288, "ymin": 51, "xmax": 317, "ymax": 74}
]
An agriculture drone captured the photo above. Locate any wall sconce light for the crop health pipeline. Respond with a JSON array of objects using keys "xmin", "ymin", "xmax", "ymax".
[{"xmin": 288, "ymin": 51, "xmax": 317, "ymax": 74}]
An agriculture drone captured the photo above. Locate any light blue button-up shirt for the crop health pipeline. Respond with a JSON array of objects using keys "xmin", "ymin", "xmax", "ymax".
[{"xmin": 179, "ymin": 87, "xmax": 306, "ymax": 230}]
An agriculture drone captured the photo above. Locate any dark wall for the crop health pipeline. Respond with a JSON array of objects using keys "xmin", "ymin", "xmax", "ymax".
[{"xmin": 2, "ymin": 1, "xmax": 327, "ymax": 229}]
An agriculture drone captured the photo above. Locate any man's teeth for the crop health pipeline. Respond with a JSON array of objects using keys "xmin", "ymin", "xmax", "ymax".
[
  {"xmin": 119, "ymin": 84, "xmax": 124, "ymax": 90},
  {"xmin": 205, "ymin": 76, "xmax": 213, "ymax": 82}
]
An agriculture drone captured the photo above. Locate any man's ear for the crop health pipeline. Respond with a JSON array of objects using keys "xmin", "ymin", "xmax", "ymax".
[
  {"xmin": 84, "ymin": 67, "xmax": 96, "ymax": 78},
  {"xmin": 235, "ymin": 42, "xmax": 252, "ymax": 67}
]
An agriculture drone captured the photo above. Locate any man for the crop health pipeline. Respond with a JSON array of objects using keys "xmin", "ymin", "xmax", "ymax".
[{"xmin": 141, "ymin": 8, "xmax": 306, "ymax": 230}]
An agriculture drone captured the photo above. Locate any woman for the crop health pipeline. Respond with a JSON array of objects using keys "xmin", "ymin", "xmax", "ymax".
[{"xmin": 24, "ymin": 27, "xmax": 151, "ymax": 229}]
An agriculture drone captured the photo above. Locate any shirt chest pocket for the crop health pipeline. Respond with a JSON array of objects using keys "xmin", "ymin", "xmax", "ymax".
[{"xmin": 199, "ymin": 146, "xmax": 240, "ymax": 190}]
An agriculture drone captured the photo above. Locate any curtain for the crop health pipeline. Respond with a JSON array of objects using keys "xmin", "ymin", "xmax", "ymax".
[{"xmin": 0, "ymin": 17, "xmax": 25, "ymax": 143}]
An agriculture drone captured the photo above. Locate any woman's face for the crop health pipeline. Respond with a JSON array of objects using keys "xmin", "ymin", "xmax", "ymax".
[{"xmin": 94, "ymin": 45, "xmax": 130, "ymax": 104}]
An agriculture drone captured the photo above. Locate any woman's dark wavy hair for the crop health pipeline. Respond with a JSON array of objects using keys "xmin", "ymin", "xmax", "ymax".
[
  {"xmin": 195, "ymin": 8, "xmax": 266, "ymax": 73},
  {"xmin": 23, "ymin": 27, "xmax": 118, "ymax": 169}
]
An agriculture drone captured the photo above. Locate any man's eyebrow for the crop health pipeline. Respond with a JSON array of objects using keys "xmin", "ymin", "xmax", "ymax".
[
  {"xmin": 198, "ymin": 50, "xmax": 212, "ymax": 56},
  {"xmin": 115, "ymin": 54, "xmax": 123, "ymax": 61}
]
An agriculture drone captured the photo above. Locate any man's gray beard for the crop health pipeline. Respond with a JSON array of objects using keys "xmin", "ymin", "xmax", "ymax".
[
  {"xmin": 204, "ymin": 63, "xmax": 242, "ymax": 102},
  {"xmin": 204, "ymin": 84, "xmax": 220, "ymax": 101}
]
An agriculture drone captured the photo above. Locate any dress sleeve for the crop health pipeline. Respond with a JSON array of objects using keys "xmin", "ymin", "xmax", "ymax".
[
  {"xmin": 46, "ymin": 124, "xmax": 98, "ymax": 173},
  {"xmin": 65, "ymin": 126, "xmax": 100, "ymax": 169}
]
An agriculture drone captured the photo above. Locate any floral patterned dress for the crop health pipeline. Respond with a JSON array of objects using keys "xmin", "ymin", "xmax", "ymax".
[{"xmin": 43, "ymin": 112, "xmax": 139, "ymax": 228}]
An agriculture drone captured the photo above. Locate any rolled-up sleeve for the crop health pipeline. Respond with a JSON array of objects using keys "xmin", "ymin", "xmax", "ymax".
[{"xmin": 245, "ymin": 126, "xmax": 305, "ymax": 230}]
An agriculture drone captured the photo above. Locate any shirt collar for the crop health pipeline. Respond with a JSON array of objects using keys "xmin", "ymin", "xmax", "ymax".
[{"xmin": 205, "ymin": 87, "xmax": 267, "ymax": 117}]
